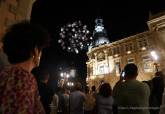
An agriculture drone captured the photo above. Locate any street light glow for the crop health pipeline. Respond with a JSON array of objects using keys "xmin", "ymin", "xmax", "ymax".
[
  {"xmin": 127, "ymin": 51, "xmax": 131, "ymax": 54},
  {"xmin": 67, "ymin": 82, "xmax": 74, "ymax": 86},
  {"xmin": 66, "ymin": 74, "xmax": 70, "ymax": 78},
  {"xmin": 67, "ymin": 82, "xmax": 70, "ymax": 86},
  {"xmin": 114, "ymin": 54, "xmax": 118, "ymax": 57},
  {"xmin": 142, "ymin": 47, "xmax": 146, "ymax": 51},
  {"xmin": 70, "ymin": 69, "xmax": 76, "ymax": 77},
  {"xmin": 151, "ymin": 51, "xmax": 158, "ymax": 61},
  {"xmin": 60, "ymin": 72, "xmax": 64, "ymax": 77}
]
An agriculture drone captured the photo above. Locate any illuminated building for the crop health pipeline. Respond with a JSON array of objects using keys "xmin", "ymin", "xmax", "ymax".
[
  {"xmin": 86, "ymin": 14, "xmax": 165, "ymax": 88},
  {"xmin": 0, "ymin": 0, "xmax": 36, "ymax": 39}
]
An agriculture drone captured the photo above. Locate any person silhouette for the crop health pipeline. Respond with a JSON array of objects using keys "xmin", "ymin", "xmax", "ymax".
[{"xmin": 0, "ymin": 21, "xmax": 50, "ymax": 114}]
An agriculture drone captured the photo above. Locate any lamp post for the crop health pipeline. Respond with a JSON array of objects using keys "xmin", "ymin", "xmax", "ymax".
[
  {"xmin": 67, "ymin": 82, "xmax": 74, "ymax": 89},
  {"xmin": 59, "ymin": 71, "xmax": 70, "ymax": 87},
  {"xmin": 150, "ymin": 51, "xmax": 159, "ymax": 72},
  {"xmin": 67, "ymin": 81, "xmax": 74, "ymax": 114}
]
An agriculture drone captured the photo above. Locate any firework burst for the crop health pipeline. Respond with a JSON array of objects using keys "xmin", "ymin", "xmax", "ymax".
[{"xmin": 58, "ymin": 21, "xmax": 92, "ymax": 54}]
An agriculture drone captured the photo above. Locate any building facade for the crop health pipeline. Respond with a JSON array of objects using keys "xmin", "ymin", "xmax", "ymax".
[
  {"xmin": 0, "ymin": 0, "xmax": 36, "ymax": 40},
  {"xmin": 86, "ymin": 14, "xmax": 165, "ymax": 89}
]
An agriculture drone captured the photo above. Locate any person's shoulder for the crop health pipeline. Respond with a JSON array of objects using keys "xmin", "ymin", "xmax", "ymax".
[
  {"xmin": 0, "ymin": 66, "xmax": 32, "ymax": 79},
  {"xmin": 70, "ymin": 91, "xmax": 76, "ymax": 96},
  {"xmin": 135, "ymin": 80, "xmax": 146, "ymax": 85},
  {"xmin": 113, "ymin": 81, "xmax": 124, "ymax": 96},
  {"xmin": 142, "ymin": 82, "xmax": 150, "ymax": 88},
  {"xmin": 113, "ymin": 81, "xmax": 123, "ymax": 89},
  {"xmin": 0, "ymin": 65, "xmax": 11, "ymax": 72},
  {"xmin": 8, "ymin": 66, "xmax": 33, "ymax": 77},
  {"xmin": 136, "ymin": 80, "xmax": 150, "ymax": 90},
  {"xmin": 79, "ymin": 91, "xmax": 85, "ymax": 96},
  {"xmin": 11, "ymin": 66, "xmax": 37, "ymax": 85},
  {"xmin": 152, "ymin": 76, "xmax": 164, "ymax": 82},
  {"xmin": 77, "ymin": 91, "xmax": 86, "ymax": 99},
  {"xmin": 107, "ymin": 96, "xmax": 114, "ymax": 103}
]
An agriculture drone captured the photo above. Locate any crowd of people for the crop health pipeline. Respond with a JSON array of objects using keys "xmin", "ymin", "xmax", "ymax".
[
  {"xmin": 0, "ymin": 21, "xmax": 165, "ymax": 114},
  {"xmin": 49, "ymin": 64, "xmax": 164, "ymax": 114},
  {"xmin": 50, "ymin": 81, "xmax": 113, "ymax": 114}
]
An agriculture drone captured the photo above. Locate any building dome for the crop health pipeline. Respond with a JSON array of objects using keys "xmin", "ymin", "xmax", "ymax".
[
  {"xmin": 92, "ymin": 18, "xmax": 109, "ymax": 47},
  {"xmin": 94, "ymin": 36, "xmax": 109, "ymax": 46}
]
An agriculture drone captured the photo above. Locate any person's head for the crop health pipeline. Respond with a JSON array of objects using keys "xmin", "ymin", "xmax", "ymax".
[
  {"xmin": 99, "ymin": 83, "xmax": 112, "ymax": 97},
  {"xmin": 64, "ymin": 87, "xmax": 70, "ymax": 94},
  {"xmin": 74, "ymin": 82, "xmax": 82, "ymax": 91},
  {"xmin": 55, "ymin": 86, "xmax": 62, "ymax": 93},
  {"xmin": 124, "ymin": 63, "xmax": 138, "ymax": 80},
  {"xmin": 85, "ymin": 86, "xmax": 89, "ymax": 94},
  {"xmin": 91, "ymin": 85, "xmax": 96, "ymax": 92},
  {"xmin": 155, "ymin": 71, "xmax": 164, "ymax": 77},
  {"xmin": 3, "ymin": 21, "xmax": 50, "ymax": 70},
  {"xmin": 40, "ymin": 70, "xmax": 50, "ymax": 84},
  {"xmin": 100, "ymin": 80, "xmax": 105, "ymax": 85}
]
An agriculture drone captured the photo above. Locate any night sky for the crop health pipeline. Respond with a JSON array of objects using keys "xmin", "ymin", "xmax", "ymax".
[{"xmin": 31, "ymin": 0, "xmax": 165, "ymax": 87}]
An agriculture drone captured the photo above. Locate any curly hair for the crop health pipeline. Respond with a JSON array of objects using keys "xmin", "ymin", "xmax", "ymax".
[
  {"xmin": 99, "ymin": 83, "xmax": 112, "ymax": 97},
  {"xmin": 74, "ymin": 82, "xmax": 82, "ymax": 91},
  {"xmin": 3, "ymin": 21, "xmax": 50, "ymax": 64}
]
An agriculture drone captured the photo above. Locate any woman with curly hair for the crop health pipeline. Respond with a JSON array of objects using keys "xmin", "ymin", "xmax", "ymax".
[
  {"xmin": 0, "ymin": 21, "xmax": 50, "ymax": 114},
  {"xmin": 96, "ymin": 83, "xmax": 114, "ymax": 114}
]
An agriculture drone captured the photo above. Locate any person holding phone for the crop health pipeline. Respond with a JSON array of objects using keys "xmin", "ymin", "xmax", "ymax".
[
  {"xmin": 113, "ymin": 63, "xmax": 150, "ymax": 114},
  {"xmin": 120, "ymin": 70, "xmax": 125, "ymax": 81}
]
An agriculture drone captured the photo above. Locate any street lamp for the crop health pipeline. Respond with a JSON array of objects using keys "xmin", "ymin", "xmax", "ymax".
[
  {"xmin": 59, "ymin": 71, "xmax": 69, "ymax": 87},
  {"xmin": 67, "ymin": 82, "xmax": 74, "ymax": 87},
  {"xmin": 59, "ymin": 68, "xmax": 76, "ymax": 91},
  {"xmin": 60, "ymin": 72, "xmax": 64, "ymax": 77},
  {"xmin": 150, "ymin": 51, "xmax": 159, "ymax": 72},
  {"xmin": 66, "ymin": 74, "xmax": 70, "ymax": 78}
]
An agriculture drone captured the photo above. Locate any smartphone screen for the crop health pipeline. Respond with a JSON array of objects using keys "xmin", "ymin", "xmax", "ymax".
[
  {"xmin": 122, "ymin": 71, "xmax": 125, "ymax": 77},
  {"xmin": 120, "ymin": 71, "xmax": 125, "ymax": 80}
]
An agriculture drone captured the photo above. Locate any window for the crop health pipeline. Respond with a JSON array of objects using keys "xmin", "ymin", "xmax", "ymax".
[
  {"xmin": 115, "ymin": 62, "xmax": 121, "ymax": 76},
  {"xmin": 125, "ymin": 45, "xmax": 129, "ymax": 52},
  {"xmin": 142, "ymin": 55, "xmax": 153, "ymax": 72},
  {"xmin": 139, "ymin": 41, "xmax": 143, "ymax": 48},
  {"xmin": 116, "ymin": 47, "xmax": 120, "ymax": 54},
  {"xmin": 8, "ymin": 3, "xmax": 17, "ymax": 14},
  {"xmin": 89, "ymin": 66, "xmax": 93, "ymax": 76},
  {"xmin": 125, "ymin": 43, "xmax": 133, "ymax": 52},
  {"xmin": 97, "ymin": 63, "xmax": 109, "ymax": 75},
  {"xmin": 113, "ymin": 48, "xmax": 116, "ymax": 55},
  {"xmin": 99, "ymin": 65, "xmax": 104, "ymax": 74},
  {"xmin": 113, "ymin": 46, "xmax": 120, "ymax": 55},
  {"xmin": 130, "ymin": 44, "xmax": 133, "ymax": 50},
  {"xmin": 97, "ymin": 52, "xmax": 105, "ymax": 61},
  {"xmin": 138, "ymin": 39, "xmax": 148, "ymax": 48},
  {"xmin": 143, "ymin": 39, "xmax": 147, "ymax": 46},
  {"xmin": 127, "ymin": 58, "xmax": 134, "ymax": 64},
  {"xmin": 8, "ymin": 1, "xmax": 18, "ymax": 15}
]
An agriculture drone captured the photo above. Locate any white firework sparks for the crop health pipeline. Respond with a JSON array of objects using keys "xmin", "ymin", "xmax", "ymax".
[{"xmin": 58, "ymin": 20, "xmax": 92, "ymax": 54}]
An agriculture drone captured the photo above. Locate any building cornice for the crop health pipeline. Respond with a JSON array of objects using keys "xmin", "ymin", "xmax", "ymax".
[
  {"xmin": 147, "ymin": 15, "xmax": 165, "ymax": 25},
  {"xmin": 87, "ymin": 31, "xmax": 151, "ymax": 55}
]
